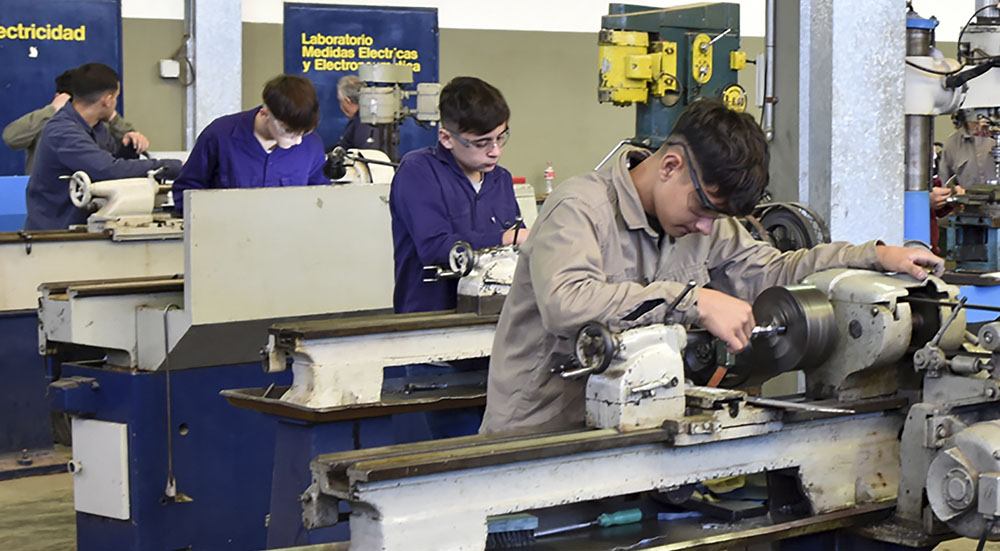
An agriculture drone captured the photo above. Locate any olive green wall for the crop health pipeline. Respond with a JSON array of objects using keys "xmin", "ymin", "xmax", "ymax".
[
  {"xmin": 122, "ymin": 19, "xmax": 763, "ymax": 190},
  {"xmin": 120, "ymin": 18, "xmax": 186, "ymax": 152}
]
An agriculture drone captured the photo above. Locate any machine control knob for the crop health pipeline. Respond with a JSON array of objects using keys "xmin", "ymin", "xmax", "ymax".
[{"xmin": 980, "ymin": 323, "xmax": 1000, "ymax": 352}]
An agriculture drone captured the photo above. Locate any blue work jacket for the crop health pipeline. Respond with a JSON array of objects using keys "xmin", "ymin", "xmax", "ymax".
[
  {"xmin": 171, "ymin": 107, "xmax": 328, "ymax": 213},
  {"xmin": 334, "ymin": 111, "xmax": 384, "ymax": 152},
  {"xmin": 389, "ymin": 143, "xmax": 522, "ymax": 313},
  {"xmin": 25, "ymin": 104, "xmax": 181, "ymax": 230}
]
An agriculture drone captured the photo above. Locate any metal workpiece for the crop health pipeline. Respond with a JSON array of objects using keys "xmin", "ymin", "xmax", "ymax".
[
  {"xmin": 265, "ymin": 311, "xmax": 498, "ymax": 409},
  {"xmin": 745, "ymin": 284, "xmax": 837, "ymax": 377}
]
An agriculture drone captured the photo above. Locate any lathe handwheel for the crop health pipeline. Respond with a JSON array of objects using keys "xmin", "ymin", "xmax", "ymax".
[
  {"xmin": 575, "ymin": 321, "xmax": 615, "ymax": 374},
  {"xmin": 745, "ymin": 285, "xmax": 837, "ymax": 373},
  {"xmin": 68, "ymin": 171, "xmax": 93, "ymax": 208},
  {"xmin": 448, "ymin": 240, "xmax": 475, "ymax": 277}
]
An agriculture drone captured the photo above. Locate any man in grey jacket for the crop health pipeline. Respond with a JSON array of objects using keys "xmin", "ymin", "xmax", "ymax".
[
  {"xmin": 939, "ymin": 109, "xmax": 995, "ymax": 188},
  {"xmin": 480, "ymin": 99, "xmax": 944, "ymax": 434},
  {"xmin": 2, "ymin": 67, "xmax": 148, "ymax": 174}
]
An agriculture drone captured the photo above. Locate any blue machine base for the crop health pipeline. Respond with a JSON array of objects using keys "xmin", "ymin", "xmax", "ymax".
[
  {"xmin": 903, "ymin": 190, "xmax": 930, "ymax": 246},
  {"xmin": 59, "ymin": 362, "xmax": 291, "ymax": 551},
  {"xmin": 960, "ymin": 284, "xmax": 1000, "ymax": 324},
  {"xmin": 0, "ymin": 312, "xmax": 53, "ymax": 456}
]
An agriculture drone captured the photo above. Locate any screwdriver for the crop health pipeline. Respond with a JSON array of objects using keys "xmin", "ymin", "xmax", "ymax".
[{"xmin": 534, "ymin": 508, "xmax": 643, "ymax": 538}]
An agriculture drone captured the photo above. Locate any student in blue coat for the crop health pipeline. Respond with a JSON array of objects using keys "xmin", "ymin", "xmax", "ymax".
[
  {"xmin": 389, "ymin": 76, "xmax": 528, "ymax": 314},
  {"xmin": 24, "ymin": 63, "xmax": 181, "ymax": 230},
  {"xmin": 171, "ymin": 74, "xmax": 328, "ymax": 214}
]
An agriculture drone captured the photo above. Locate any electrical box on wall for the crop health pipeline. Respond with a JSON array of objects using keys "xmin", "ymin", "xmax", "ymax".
[{"xmin": 159, "ymin": 59, "xmax": 181, "ymax": 79}]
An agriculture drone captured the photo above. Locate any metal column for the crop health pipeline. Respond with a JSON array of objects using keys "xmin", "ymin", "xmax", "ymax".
[
  {"xmin": 183, "ymin": 0, "xmax": 242, "ymax": 149},
  {"xmin": 904, "ymin": 21, "xmax": 933, "ymax": 244},
  {"xmin": 798, "ymin": 0, "xmax": 905, "ymax": 245}
]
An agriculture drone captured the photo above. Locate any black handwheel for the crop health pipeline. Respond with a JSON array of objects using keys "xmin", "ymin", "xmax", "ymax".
[
  {"xmin": 448, "ymin": 241, "xmax": 475, "ymax": 277},
  {"xmin": 574, "ymin": 321, "xmax": 616, "ymax": 375}
]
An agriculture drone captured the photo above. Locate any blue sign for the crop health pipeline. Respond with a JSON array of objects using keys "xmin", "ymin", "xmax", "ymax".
[
  {"xmin": 0, "ymin": 0, "xmax": 123, "ymax": 176},
  {"xmin": 283, "ymin": 3, "xmax": 439, "ymax": 157}
]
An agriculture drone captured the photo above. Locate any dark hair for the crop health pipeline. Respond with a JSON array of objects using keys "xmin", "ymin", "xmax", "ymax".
[
  {"xmin": 262, "ymin": 75, "xmax": 319, "ymax": 133},
  {"xmin": 439, "ymin": 77, "xmax": 510, "ymax": 135},
  {"xmin": 54, "ymin": 69, "xmax": 75, "ymax": 96},
  {"xmin": 666, "ymin": 99, "xmax": 769, "ymax": 215},
  {"xmin": 71, "ymin": 63, "xmax": 119, "ymax": 105}
]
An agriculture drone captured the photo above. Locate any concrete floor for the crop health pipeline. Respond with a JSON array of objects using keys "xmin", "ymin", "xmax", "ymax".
[
  {"xmin": 0, "ymin": 473, "xmax": 74, "ymax": 551},
  {"xmin": 2, "ymin": 472, "xmax": 1000, "ymax": 551}
]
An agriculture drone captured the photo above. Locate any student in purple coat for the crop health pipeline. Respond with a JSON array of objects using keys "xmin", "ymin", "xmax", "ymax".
[
  {"xmin": 171, "ymin": 74, "xmax": 328, "ymax": 214},
  {"xmin": 389, "ymin": 76, "xmax": 528, "ymax": 314},
  {"xmin": 388, "ymin": 76, "xmax": 529, "ymax": 441}
]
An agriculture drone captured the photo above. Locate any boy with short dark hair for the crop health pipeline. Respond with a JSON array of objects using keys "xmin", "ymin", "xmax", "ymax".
[
  {"xmin": 389, "ymin": 76, "xmax": 527, "ymax": 314},
  {"xmin": 171, "ymin": 74, "xmax": 327, "ymax": 213},
  {"xmin": 24, "ymin": 62, "xmax": 180, "ymax": 230},
  {"xmin": 480, "ymin": 98, "xmax": 944, "ymax": 434},
  {"xmin": 3, "ymin": 66, "xmax": 146, "ymax": 174}
]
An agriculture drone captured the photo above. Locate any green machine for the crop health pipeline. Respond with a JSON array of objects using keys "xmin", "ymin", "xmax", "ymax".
[{"xmin": 599, "ymin": 2, "xmax": 748, "ymax": 148}]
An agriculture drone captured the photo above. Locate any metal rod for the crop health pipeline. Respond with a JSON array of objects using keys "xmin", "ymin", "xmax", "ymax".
[
  {"xmin": 665, "ymin": 280, "xmax": 697, "ymax": 316},
  {"xmin": 594, "ymin": 140, "xmax": 631, "ymax": 171},
  {"xmin": 762, "ymin": 0, "xmax": 775, "ymax": 141},
  {"xmin": 745, "ymin": 396, "xmax": 855, "ymax": 415},
  {"xmin": 751, "ymin": 323, "xmax": 787, "ymax": 338},
  {"xmin": 931, "ymin": 296, "xmax": 968, "ymax": 347},
  {"xmin": 901, "ymin": 296, "xmax": 1000, "ymax": 313}
]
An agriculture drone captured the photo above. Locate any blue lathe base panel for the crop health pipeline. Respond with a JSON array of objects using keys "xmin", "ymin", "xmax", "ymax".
[
  {"xmin": 58, "ymin": 362, "xmax": 291, "ymax": 551},
  {"xmin": 0, "ymin": 312, "xmax": 52, "ymax": 455}
]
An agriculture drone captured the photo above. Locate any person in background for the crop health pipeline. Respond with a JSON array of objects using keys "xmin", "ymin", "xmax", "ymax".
[
  {"xmin": 24, "ymin": 63, "xmax": 180, "ymax": 230},
  {"xmin": 332, "ymin": 74, "xmax": 384, "ymax": 152},
  {"xmin": 930, "ymin": 140, "xmax": 965, "ymax": 255},
  {"xmin": 3, "ymin": 67, "xmax": 149, "ymax": 174},
  {"xmin": 480, "ymin": 99, "xmax": 944, "ymax": 434},
  {"xmin": 940, "ymin": 109, "xmax": 995, "ymax": 188},
  {"xmin": 388, "ymin": 76, "xmax": 528, "ymax": 440},
  {"xmin": 171, "ymin": 74, "xmax": 328, "ymax": 214},
  {"xmin": 389, "ymin": 76, "xmax": 527, "ymax": 314}
]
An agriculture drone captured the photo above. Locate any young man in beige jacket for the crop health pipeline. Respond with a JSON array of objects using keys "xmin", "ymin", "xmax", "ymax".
[{"xmin": 481, "ymin": 99, "xmax": 944, "ymax": 434}]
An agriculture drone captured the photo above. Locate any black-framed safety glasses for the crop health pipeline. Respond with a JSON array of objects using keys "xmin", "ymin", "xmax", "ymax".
[
  {"xmin": 664, "ymin": 141, "xmax": 728, "ymax": 216},
  {"xmin": 446, "ymin": 127, "xmax": 511, "ymax": 151}
]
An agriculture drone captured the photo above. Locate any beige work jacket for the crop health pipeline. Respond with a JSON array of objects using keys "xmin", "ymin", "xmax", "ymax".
[{"xmin": 480, "ymin": 147, "xmax": 881, "ymax": 434}]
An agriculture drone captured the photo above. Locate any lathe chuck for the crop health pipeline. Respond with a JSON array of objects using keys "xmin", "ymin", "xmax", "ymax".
[{"xmin": 746, "ymin": 285, "xmax": 837, "ymax": 373}]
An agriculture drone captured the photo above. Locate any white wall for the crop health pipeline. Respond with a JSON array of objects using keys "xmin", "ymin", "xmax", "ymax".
[
  {"xmin": 122, "ymin": 0, "xmax": 767, "ymax": 35},
  {"xmin": 910, "ymin": 0, "xmax": 979, "ymax": 43}
]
